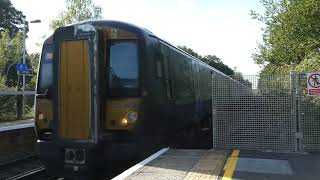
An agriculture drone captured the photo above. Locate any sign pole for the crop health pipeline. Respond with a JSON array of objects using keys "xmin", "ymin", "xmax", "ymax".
[{"xmin": 22, "ymin": 23, "xmax": 26, "ymax": 116}]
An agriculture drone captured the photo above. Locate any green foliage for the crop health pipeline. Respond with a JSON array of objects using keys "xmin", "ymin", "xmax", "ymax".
[
  {"xmin": 0, "ymin": 30, "xmax": 23, "ymax": 70},
  {"xmin": 50, "ymin": 0, "xmax": 102, "ymax": 30},
  {"xmin": 0, "ymin": 1, "xmax": 35, "ymax": 121},
  {"xmin": 0, "ymin": 30, "xmax": 38, "ymax": 87},
  {"xmin": 231, "ymin": 72, "xmax": 253, "ymax": 89},
  {"xmin": 252, "ymin": 0, "xmax": 320, "ymax": 101},
  {"xmin": 178, "ymin": 45, "xmax": 202, "ymax": 59},
  {"xmin": 202, "ymin": 55, "xmax": 235, "ymax": 75},
  {"xmin": 0, "ymin": 30, "xmax": 23, "ymax": 87},
  {"xmin": 252, "ymin": 0, "xmax": 320, "ymax": 71},
  {"xmin": 0, "ymin": 0, "xmax": 27, "ymax": 35}
]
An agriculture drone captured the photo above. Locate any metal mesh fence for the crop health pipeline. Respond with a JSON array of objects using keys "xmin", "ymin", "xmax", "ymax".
[
  {"xmin": 298, "ymin": 74, "xmax": 320, "ymax": 152},
  {"xmin": 212, "ymin": 74, "xmax": 297, "ymax": 152}
]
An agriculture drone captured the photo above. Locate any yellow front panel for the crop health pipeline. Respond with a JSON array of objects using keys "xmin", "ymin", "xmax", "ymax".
[
  {"xmin": 35, "ymin": 99, "xmax": 53, "ymax": 130},
  {"xmin": 59, "ymin": 40, "xmax": 90, "ymax": 140},
  {"xmin": 105, "ymin": 98, "xmax": 141, "ymax": 130}
]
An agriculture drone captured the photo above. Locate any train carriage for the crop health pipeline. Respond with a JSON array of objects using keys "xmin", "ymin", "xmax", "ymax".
[{"xmin": 35, "ymin": 20, "xmax": 221, "ymax": 178}]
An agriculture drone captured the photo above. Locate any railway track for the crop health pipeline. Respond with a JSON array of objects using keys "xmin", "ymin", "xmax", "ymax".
[
  {"xmin": 6, "ymin": 166, "xmax": 46, "ymax": 180},
  {"xmin": 0, "ymin": 155, "xmax": 51, "ymax": 180}
]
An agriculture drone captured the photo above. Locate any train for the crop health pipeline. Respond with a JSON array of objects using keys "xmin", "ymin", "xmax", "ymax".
[{"xmin": 34, "ymin": 20, "xmax": 227, "ymax": 178}]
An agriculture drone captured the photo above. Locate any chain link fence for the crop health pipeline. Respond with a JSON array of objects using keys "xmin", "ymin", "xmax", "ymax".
[{"xmin": 212, "ymin": 73, "xmax": 320, "ymax": 152}]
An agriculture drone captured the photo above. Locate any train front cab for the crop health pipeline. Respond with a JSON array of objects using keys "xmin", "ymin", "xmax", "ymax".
[{"xmin": 35, "ymin": 23, "xmax": 143, "ymax": 177}]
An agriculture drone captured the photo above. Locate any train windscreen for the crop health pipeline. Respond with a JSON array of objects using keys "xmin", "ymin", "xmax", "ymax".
[
  {"xmin": 108, "ymin": 41, "xmax": 139, "ymax": 96},
  {"xmin": 37, "ymin": 44, "xmax": 53, "ymax": 95}
]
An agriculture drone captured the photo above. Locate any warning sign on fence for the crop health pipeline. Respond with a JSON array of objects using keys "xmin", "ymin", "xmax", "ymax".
[{"xmin": 307, "ymin": 72, "xmax": 320, "ymax": 96}]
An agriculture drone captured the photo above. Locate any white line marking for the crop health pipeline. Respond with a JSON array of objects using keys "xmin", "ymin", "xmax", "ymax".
[
  {"xmin": 111, "ymin": 147, "xmax": 169, "ymax": 180},
  {"xmin": 0, "ymin": 123, "xmax": 34, "ymax": 132},
  {"xmin": 159, "ymin": 155, "xmax": 200, "ymax": 159}
]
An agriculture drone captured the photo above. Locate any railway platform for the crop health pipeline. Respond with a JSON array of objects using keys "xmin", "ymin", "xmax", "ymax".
[
  {"xmin": 113, "ymin": 148, "xmax": 320, "ymax": 180},
  {"xmin": 231, "ymin": 150, "xmax": 320, "ymax": 180},
  {"xmin": 113, "ymin": 148, "xmax": 229, "ymax": 180},
  {"xmin": 0, "ymin": 119, "xmax": 34, "ymax": 132}
]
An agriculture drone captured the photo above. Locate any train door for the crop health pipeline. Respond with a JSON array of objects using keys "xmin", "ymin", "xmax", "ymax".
[
  {"xmin": 161, "ymin": 44, "xmax": 174, "ymax": 100},
  {"xmin": 192, "ymin": 62, "xmax": 201, "ymax": 118},
  {"xmin": 59, "ymin": 40, "xmax": 90, "ymax": 140},
  {"xmin": 53, "ymin": 24, "xmax": 99, "ymax": 142}
]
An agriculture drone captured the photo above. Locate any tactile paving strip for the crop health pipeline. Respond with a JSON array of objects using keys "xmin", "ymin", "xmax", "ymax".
[
  {"xmin": 125, "ymin": 149, "xmax": 228, "ymax": 180},
  {"xmin": 184, "ymin": 150, "xmax": 228, "ymax": 180}
]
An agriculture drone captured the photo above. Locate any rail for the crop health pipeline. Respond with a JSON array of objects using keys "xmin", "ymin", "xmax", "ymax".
[
  {"xmin": 6, "ymin": 166, "xmax": 46, "ymax": 180},
  {"xmin": 0, "ymin": 155, "xmax": 45, "ymax": 180}
]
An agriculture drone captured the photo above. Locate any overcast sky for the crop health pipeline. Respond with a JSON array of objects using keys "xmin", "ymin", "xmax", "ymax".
[{"xmin": 12, "ymin": 0, "xmax": 264, "ymax": 74}]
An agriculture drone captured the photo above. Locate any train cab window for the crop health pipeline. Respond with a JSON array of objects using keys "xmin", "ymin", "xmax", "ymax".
[
  {"xmin": 37, "ymin": 45, "xmax": 53, "ymax": 95},
  {"xmin": 108, "ymin": 41, "xmax": 139, "ymax": 96}
]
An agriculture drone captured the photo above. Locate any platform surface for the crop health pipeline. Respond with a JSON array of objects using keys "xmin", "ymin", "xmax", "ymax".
[
  {"xmin": 123, "ymin": 149, "xmax": 229, "ymax": 180},
  {"xmin": 0, "ymin": 119, "xmax": 34, "ymax": 132},
  {"xmin": 229, "ymin": 150, "xmax": 320, "ymax": 180},
  {"xmin": 220, "ymin": 149, "xmax": 320, "ymax": 180}
]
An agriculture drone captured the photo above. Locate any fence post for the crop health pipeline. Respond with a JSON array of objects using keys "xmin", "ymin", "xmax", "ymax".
[
  {"xmin": 291, "ymin": 71, "xmax": 303, "ymax": 152},
  {"xmin": 211, "ymin": 73, "xmax": 215, "ymax": 149},
  {"xmin": 290, "ymin": 71, "xmax": 297, "ymax": 151},
  {"xmin": 296, "ymin": 73, "xmax": 303, "ymax": 152}
]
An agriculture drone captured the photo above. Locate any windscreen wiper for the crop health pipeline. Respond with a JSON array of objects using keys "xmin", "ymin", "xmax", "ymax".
[{"xmin": 110, "ymin": 67, "xmax": 121, "ymax": 81}]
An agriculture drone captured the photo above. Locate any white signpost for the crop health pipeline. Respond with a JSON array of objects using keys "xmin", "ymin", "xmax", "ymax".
[{"xmin": 307, "ymin": 72, "xmax": 320, "ymax": 96}]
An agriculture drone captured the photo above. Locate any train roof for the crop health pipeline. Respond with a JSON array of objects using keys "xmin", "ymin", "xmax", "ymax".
[
  {"xmin": 72, "ymin": 20, "xmax": 229, "ymax": 77},
  {"xmin": 51, "ymin": 20, "xmax": 234, "ymax": 79},
  {"xmin": 72, "ymin": 20, "xmax": 155, "ymax": 37}
]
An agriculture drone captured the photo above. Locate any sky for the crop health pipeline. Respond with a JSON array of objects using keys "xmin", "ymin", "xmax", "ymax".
[{"xmin": 11, "ymin": 0, "xmax": 264, "ymax": 74}]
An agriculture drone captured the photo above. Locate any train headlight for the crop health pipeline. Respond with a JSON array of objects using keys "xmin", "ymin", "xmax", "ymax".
[
  {"xmin": 126, "ymin": 111, "xmax": 138, "ymax": 122},
  {"xmin": 120, "ymin": 118, "xmax": 129, "ymax": 126},
  {"xmin": 120, "ymin": 111, "xmax": 138, "ymax": 127}
]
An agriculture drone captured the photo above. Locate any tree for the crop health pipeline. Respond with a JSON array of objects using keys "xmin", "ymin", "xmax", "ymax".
[
  {"xmin": 251, "ymin": 0, "xmax": 320, "ymax": 75},
  {"xmin": 0, "ymin": 30, "xmax": 38, "ymax": 87},
  {"xmin": 0, "ymin": 0, "xmax": 27, "ymax": 35},
  {"xmin": 178, "ymin": 45, "xmax": 235, "ymax": 75},
  {"xmin": 202, "ymin": 55, "xmax": 234, "ymax": 75},
  {"xmin": 178, "ymin": 45, "xmax": 202, "ymax": 59},
  {"xmin": 0, "ymin": 30, "xmax": 23, "ymax": 79},
  {"xmin": 50, "ymin": 0, "xmax": 102, "ymax": 30}
]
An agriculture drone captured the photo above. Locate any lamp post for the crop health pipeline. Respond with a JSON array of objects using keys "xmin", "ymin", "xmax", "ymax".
[{"xmin": 21, "ymin": 19, "xmax": 41, "ymax": 116}]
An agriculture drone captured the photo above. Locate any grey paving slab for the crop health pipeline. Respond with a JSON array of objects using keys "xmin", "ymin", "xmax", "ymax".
[
  {"xmin": 233, "ymin": 151, "xmax": 320, "ymax": 180},
  {"xmin": 236, "ymin": 158, "xmax": 293, "ymax": 175}
]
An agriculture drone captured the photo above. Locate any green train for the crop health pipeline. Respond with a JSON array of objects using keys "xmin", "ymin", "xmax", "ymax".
[{"xmin": 35, "ymin": 20, "xmax": 225, "ymax": 178}]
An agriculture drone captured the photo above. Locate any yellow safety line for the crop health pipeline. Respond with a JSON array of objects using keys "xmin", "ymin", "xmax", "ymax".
[
  {"xmin": 231, "ymin": 149, "xmax": 240, "ymax": 157},
  {"xmin": 222, "ymin": 150, "xmax": 240, "ymax": 180}
]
